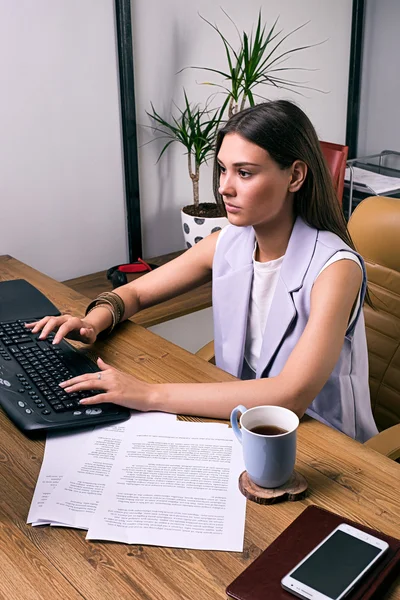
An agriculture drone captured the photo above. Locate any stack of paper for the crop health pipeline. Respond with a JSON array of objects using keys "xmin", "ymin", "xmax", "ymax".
[
  {"xmin": 345, "ymin": 166, "xmax": 400, "ymax": 195},
  {"xmin": 28, "ymin": 412, "xmax": 246, "ymax": 551}
]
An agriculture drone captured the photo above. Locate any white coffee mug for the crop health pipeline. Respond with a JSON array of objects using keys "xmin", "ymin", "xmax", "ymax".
[{"xmin": 230, "ymin": 405, "xmax": 299, "ymax": 488}]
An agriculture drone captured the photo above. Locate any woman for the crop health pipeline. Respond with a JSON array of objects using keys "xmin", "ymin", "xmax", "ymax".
[{"xmin": 27, "ymin": 100, "xmax": 378, "ymax": 442}]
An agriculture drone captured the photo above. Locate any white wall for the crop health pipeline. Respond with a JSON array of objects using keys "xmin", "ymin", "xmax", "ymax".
[
  {"xmin": 0, "ymin": 1, "xmax": 353, "ymax": 282},
  {"xmin": 0, "ymin": 0, "xmax": 128, "ymax": 281},
  {"xmin": 357, "ymin": 0, "xmax": 400, "ymax": 156},
  {"xmin": 132, "ymin": 0, "xmax": 354, "ymax": 258}
]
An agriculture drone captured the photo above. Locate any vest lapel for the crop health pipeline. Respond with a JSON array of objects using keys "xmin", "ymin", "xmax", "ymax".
[
  {"xmin": 213, "ymin": 227, "xmax": 255, "ymax": 377},
  {"xmin": 256, "ymin": 217, "xmax": 318, "ymax": 378},
  {"xmin": 213, "ymin": 263, "xmax": 254, "ymax": 377}
]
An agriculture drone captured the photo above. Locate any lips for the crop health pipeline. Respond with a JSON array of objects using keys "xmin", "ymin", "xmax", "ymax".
[{"xmin": 224, "ymin": 202, "xmax": 241, "ymax": 214}]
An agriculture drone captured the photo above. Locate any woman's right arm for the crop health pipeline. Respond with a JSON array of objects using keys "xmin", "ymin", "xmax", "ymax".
[{"xmin": 27, "ymin": 230, "xmax": 220, "ymax": 344}]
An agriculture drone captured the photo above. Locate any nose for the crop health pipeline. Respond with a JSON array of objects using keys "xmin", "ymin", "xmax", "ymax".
[{"xmin": 218, "ymin": 171, "xmax": 235, "ymax": 197}]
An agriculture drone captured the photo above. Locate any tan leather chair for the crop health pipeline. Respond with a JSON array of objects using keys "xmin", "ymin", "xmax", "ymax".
[
  {"xmin": 196, "ymin": 196, "xmax": 400, "ymax": 460},
  {"xmin": 348, "ymin": 196, "xmax": 400, "ymax": 460}
]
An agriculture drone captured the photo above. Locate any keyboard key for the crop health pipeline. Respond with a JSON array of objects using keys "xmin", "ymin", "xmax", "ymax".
[
  {"xmin": 85, "ymin": 408, "xmax": 102, "ymax": 416},
  {"xmin": 38, "ymin": 342, "xmax": 52, "ymax": 352},
  {"xmin": 18, "ymin": 343, "xmax": 35, "ymax": 351},
  {"xmin": 62, "ymin": 401, "xmax": 75, "ymax": 409}
]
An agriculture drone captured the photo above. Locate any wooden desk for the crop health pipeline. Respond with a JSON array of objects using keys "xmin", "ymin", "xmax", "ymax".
[{"xmin": 1, "ymin": 255, "xmax": 400, "ymax": 600}]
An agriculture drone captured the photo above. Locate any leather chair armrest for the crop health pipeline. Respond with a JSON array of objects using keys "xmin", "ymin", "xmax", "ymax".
[
  {"xmin": 364, "ymin": 424, "xmax": 400, "ymax": 461},
  {"xmin": 195, "ymin": 340, "xmax": 215, "ymax": 364}
]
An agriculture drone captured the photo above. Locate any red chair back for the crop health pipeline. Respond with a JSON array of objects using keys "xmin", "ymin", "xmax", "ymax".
[{"xmin": 319, "ymin": 141, "xmax": 348, "ymax": 204}]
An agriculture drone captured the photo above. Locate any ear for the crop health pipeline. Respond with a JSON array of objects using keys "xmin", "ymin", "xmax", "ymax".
[{"xmin": 288, "ymin": 160, "xmax": 307, "ymax": 193}]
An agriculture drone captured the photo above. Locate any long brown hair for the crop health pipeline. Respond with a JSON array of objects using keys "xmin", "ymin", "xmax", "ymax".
[
  {"xmin": 213, "ymin": 100, "xmax": 354, "ymax": 249},
  {"xmin": 213, "ymin": 100, "xmax": 372, "ymax": 306}
]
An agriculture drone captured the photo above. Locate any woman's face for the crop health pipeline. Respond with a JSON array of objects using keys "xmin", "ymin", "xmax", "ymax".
[{"xmin": 217, "ymin": 133, "xmax": 295, "ymax": 229}]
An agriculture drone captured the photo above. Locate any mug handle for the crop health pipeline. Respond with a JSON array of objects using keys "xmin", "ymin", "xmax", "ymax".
[{"xmin": 230, "ymin": 405, "xmax": 247, "ymax": 444}]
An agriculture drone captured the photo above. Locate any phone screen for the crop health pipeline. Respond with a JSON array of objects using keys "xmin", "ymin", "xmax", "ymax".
[{"xmin": 290, "ymin": 530, "xmax": 382, "ymax": 599}]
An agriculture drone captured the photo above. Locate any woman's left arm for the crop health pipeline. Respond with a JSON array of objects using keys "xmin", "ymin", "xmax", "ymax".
[{"xmin": 61, "ymin": 260, "xmax": 362, "ymax": 419}]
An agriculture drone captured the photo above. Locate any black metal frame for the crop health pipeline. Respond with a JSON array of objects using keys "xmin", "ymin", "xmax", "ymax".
[
  {"xmin": 346, "ymin": 0, "xmax": 365, "ymax": 159},
  {"xmin": 114, "ymin": 0, "xmax": 142, "ymax": 261}
]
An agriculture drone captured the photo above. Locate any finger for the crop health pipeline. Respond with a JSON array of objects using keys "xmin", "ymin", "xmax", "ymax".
[
  {"xmin": 79, "ymin": 393, "xmax": 110, "ymax": 405},
  {"xmin": 79, "ymin": 327, "xmax": 95, "ymax": 343},
  {"xmin": 53, "ymin": 320, "xmax": 81, "ymax": 344},
  {"xmin": 97, "ymin": 357, "xmax": 113, "ymax": 370},
  {"xmin": 60, "ymin": 372, "xmax": 99, "ymax": 388},
  {"xmin": 25, "ymin": 317, "xmax": 51, "ymax": 333},
  {"xmin": 64, "ymin": 379, "xmax": 106, "ymax": 393},
  {"xmin": 38, "ymin": 317, "xmax": 62, "ymax": 340}
]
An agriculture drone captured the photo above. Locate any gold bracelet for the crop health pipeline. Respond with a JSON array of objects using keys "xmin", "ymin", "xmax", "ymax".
[
  {"xmin": 96, "ymin": 296, "xmax": 121, "ymax": 323},
  {"xmin": 86, "ymin": 296, "xmax": 116, "ymax": 320},
  {"xmin": 97, "ymin": 291, "xmax": 125, "ymax": 322},
  {"xmin": 85, "ymin": 291, "xmax": 125, "ymax": 335},
  {"xmin": 97, "ymin": 297, "xmax": 122, "ymax": 327}
]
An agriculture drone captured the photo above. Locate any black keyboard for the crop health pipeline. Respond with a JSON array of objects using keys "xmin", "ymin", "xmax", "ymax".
[{"xmin": 0, "ymin": 318, "xmax": 130, "ymax": 434}]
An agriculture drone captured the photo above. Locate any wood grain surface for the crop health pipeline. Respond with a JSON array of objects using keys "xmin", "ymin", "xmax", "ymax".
[{"xmin": 1, "ymin": 255, "xmax": 400, "ymax": 600}]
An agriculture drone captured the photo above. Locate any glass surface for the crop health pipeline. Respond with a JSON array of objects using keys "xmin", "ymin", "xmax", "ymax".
[
  {"xmin": 351, "ymin": 152, "xmax": 400, "ymax": 179},
  {"xmin": 291, "ymin": 530, "xmax": 381, "ymax": 599}
]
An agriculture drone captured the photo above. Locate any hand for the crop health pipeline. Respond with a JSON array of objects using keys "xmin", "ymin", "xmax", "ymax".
[
  {"xmin": 25, "ymin": 314, "xmax": 97, "ymax": 345},
  {"xmin": 59, "ymin": 357, "xmax": 154, "ymax": 411}
]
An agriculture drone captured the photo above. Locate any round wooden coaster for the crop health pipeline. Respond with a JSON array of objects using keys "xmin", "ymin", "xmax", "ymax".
[{"xmin": 238, "ymin": 470, "xmax": 308, "ymax": 504}]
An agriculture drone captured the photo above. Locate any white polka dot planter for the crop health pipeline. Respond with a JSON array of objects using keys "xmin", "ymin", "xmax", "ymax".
[{"xmin": 181, "ymin": 209, "xmax": 229, "ymax": 249}]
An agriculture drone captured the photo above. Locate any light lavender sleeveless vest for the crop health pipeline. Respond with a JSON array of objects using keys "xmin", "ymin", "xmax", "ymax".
[{"xmin": 212, "ymin": 217, "xmax": 378, "ymax": 442}]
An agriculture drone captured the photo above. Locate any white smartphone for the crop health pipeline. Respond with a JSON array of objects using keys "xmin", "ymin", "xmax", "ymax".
[{"xmin": 281, "ymin": 523, "xmax": 389, "ymax": 600}]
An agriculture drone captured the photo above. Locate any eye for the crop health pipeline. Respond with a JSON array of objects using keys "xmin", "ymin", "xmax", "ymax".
[
  {"xmin": 238, "ymin": 169, "xmax": 251, "ymax": 178},
  {"xmin": 219, "ymin": 164, "xmax": 226, "ymax": 174}
]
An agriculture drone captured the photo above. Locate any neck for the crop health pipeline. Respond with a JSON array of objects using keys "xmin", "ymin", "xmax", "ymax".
[{"xmin": 254, "ymin": 211, "xmax": 295, "ymax": 263}]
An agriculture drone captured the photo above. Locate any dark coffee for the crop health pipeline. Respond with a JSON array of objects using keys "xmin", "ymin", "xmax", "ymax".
[{"xmin": 250, "ymin": 424, "xmax": 288, "ymax": 436}]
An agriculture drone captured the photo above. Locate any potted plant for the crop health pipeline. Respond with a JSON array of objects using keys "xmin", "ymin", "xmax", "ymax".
[
  {"xmin": 188, "ymin": 10, "xmax": 321, "ymax": 117},
  {"xmin": 146, "ymin": 12, "xmax": 320, "ymax": 248},
  {"xmin": 147, "ymin": 91, "xmax": 229, "ymax": 248}
]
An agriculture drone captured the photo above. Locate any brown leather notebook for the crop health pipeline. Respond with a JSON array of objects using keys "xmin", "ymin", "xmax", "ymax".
[{"xmin": 226, "ymin": 505, "xmax": 400, "ymax": 600}]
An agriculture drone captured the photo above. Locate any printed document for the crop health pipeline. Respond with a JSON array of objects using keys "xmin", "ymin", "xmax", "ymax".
[
  {"xmin": 27, "ymin": 427, "xmax": 93, "ymax": 526},
  {"xmin": 28, "ymin": 415, "xmax": 246, "ymax": 551},
  {"xmin": 29, "ymin": 412, "xmax": 175, "ymax": 528},
  {"xmin": 86, "ymin": 421, "xmax": 246, "ymax": 551}
]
